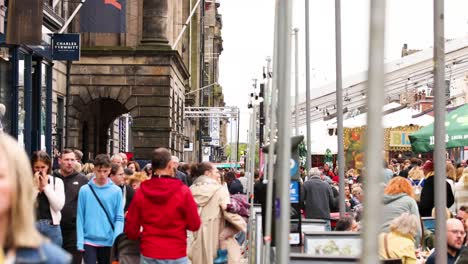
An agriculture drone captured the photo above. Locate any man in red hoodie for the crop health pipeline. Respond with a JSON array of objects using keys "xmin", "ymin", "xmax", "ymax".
[{"xmin": 125, "ymin": 148, "xmax": 201, "ymax": 263}]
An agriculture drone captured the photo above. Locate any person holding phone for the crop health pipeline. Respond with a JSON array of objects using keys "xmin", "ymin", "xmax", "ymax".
[{"xmin": 32, "ymin": 151, "xmax": 66, "ymax": 246}]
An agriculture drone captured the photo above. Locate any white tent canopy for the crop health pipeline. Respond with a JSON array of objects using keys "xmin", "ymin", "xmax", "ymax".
[
  {"xmin": 299, "ymin": 103, "xmax": 434, "ymax": 155},
  {"xmin": 327, "ymin": 102, "xmax": 434, "ymax": 129}
]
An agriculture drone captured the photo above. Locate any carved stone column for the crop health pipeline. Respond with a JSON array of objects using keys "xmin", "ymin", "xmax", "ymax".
[{"xmin": 141, "ymin": 0, "xmax": 169, "ymax": 45}]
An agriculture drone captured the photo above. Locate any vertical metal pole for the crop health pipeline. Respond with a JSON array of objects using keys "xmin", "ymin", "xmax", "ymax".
[
  {"xmin": 294, "ymin": 28, "xmax": 300, "ymax": 136},
  {"xmin": 236, "ymin": 108, "xmax": 240, "ymax": 165},
  {"xmin": 361, "ymin": 0, "xmax": 386, "ymax": 263},
  {"xmin": 65, "ymin": 61, "xmax": 71, "ymax": 148},
  {"xmin": 304, "ymin": 0, "xmax": 312, "ymax": 173},
  {"xmin": 335, "ymin": 0, "xmax": 345, "ymax": 217},
  {"xmin": 251, "ymin": 104, "xmax": 257, "ymax": 182},
  {"xmin": 264, "ymin": 57, "xmax": 276, "ymax": 264},
  {"xmin": 24, "ymin": 55, "xmax": 32, "ymax": 156},
  {"xmin": 263, "ymin": 58, "xmax": 272, "ymax": 146},
  {"xmin": 274, "ymin": 0, "xmax": 293, "ymax": 262},
  {"xmin": 247, "ymin": 102, "xmax": 257, "ymax": 262},
  {"xmin": 434, "ymin": 0, "xmax": 447, "ymax": 263},
  {"xmin": 46, "ymin": 64, "xmax": 53, "ymax": 156},
  {"xmin": 251, "ymin": 104, "xmax": 257, "ymax": 263},
  {"xmin": 230, "ymin": 115, "xmax": 234, "ymax": 169},
  {"xmin": 11, "ymin": 48, "xmax": 19, "ymax": 138}
]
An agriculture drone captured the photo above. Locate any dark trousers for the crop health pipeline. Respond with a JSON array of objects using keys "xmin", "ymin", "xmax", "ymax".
[
  {"xmin": 61, "ymin": 226, "xmax": 83, "ymax": 264},
  {"xmin": 84, "ymin": 244, "xmax": 111, "ymax": 264}
]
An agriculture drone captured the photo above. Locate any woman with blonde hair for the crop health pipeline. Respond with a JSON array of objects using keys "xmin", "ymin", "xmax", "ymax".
[
  {"xmin": 379, "ymin": 213, "xmax": 422, "ymax": 264},
  {"xmin": 454, "ymin": 168, "xmax": 468, "ymax": 211},
  {"xmin": 381, "ymin": 177, "xmax": 422, "ymax": 245},
  {"xmin": 0, "ymin": 133, "xmax": 71, "ymax": 263}
]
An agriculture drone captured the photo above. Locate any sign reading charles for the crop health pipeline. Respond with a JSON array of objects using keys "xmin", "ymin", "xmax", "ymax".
[{"xmin": 52, "ymin": 33, "xmax": 81, "ymax": 61}]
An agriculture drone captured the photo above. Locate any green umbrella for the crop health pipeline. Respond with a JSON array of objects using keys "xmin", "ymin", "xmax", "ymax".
[{"xmin": 409, "ymin": 104, "xmax": 468, "ymax": 153}]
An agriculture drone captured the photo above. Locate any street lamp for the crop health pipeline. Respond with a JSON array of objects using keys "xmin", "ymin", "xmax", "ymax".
[{"xmin": 246, "ymin": 82, "xmax": 263, "ymax": 262}]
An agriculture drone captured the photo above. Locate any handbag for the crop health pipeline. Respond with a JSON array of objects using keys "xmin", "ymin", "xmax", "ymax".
[{"xmin": 88, "ymin": 183, "xmax": 114, "ymax": 230}]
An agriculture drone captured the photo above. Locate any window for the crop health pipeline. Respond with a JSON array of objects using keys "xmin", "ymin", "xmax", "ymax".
[{"xmin": 0, "ymin": 47, "xmax": 11, "ymax": 133}]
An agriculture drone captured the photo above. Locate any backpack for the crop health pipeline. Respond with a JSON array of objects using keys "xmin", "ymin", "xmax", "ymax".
[{"xmin": 111, "ymin": 233, "xmax": 140, "ymax": 264}]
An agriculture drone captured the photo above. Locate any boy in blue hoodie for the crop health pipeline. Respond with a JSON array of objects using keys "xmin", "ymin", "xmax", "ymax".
[{"xmin": 77, "ymin": 154, "xmax": 124, "ymax": 264}]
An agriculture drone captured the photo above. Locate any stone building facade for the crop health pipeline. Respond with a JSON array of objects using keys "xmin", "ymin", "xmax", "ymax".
[{"xmin": 66, "ymin": 0, "xmax": 202, "ymax": 160}]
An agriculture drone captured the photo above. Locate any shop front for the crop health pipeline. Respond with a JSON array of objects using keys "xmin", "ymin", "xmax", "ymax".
[{"xmin": 0, "ymin": 4, "xmax": 56, "ymax": 156}]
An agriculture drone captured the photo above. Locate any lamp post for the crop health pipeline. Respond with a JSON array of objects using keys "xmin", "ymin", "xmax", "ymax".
[{"xmin": 246, "ymin": 83, "xmax": 263, "ymax": 263}]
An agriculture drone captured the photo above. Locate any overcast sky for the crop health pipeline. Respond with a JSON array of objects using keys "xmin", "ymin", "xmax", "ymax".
[{"xmin": 218, "ymin": 0, "xmax": 468, "ymax": 143}]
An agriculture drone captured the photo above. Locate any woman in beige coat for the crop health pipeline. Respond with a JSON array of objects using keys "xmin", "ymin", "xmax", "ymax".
[{"xmin": 189, "ymin": 162, "xmax": 242, "ymax": 264}]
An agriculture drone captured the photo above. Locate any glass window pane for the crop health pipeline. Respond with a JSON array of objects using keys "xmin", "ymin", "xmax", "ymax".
[
  {"xmin": 41, "ymin": 63, "xmax": 48, "ymax": 150},
  {"xmin": 0, "ymin": 47, "xmax": 12, "ymax": 134},
  {"xmin": 18, "ymin": 53, "xmax": 25, "ymax": 148}
]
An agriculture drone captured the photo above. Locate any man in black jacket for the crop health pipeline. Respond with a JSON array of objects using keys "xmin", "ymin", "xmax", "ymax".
[
  {"xmin": 418, "ymin": 160, "xmax": 455, "ymax": 217},
  {"xmin": 303, "ymin": 167, "xmax": 337, "ymax": 230},
  {"xmin": 53, "ymin": 149, "xmax": 88, "ymax": 264}
]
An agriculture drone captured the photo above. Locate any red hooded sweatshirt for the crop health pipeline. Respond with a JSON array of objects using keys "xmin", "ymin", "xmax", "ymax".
[{"xmin": 125, "ymin": 176, "xmax": 201, "ymax": 259}]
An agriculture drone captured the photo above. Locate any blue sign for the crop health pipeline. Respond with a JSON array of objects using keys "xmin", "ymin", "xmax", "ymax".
[
  {"xmin": 52, "ymin": 34, "xmax": 81, "ymax": 61},
  {"xmin": 290, "ymin": 181, "xmax": 299, "ymax": 204},
  {"xmin": 290, "ymin": 158, "xmax": 298, "ymax": 177}
]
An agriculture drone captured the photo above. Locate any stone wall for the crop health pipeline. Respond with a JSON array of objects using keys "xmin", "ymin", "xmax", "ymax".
[{"xmin": 67, "ymin": 50, "xmax": 189, "ymax": 160}]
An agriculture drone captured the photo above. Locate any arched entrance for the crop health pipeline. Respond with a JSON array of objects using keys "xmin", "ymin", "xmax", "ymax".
[{"xmin": 80, "ymin": 98, "xmax": 129, "ymax": 161}]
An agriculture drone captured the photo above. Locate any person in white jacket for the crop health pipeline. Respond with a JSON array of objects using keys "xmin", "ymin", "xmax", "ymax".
[{"xmin": 32, "ymin": 150, "xmax": 65, "ymax": 246}]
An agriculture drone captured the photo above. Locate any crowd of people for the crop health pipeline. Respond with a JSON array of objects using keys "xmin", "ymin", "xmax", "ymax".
[
  {"xmin": 4, "ymin": 125, "xmax": 468, "ymax": 264},
  {"xmin": 0, "ymin": 133, "xmax": 249, "ymax": 264},
  {"xmin": 258, "ymin": 156, "xmax": 467, "ymax": 263}
]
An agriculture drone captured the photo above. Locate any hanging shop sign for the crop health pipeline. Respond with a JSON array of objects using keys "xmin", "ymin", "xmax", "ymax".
[{"xmin": 52, "ymin": 33, "xmax": 81, "ymax": 61}]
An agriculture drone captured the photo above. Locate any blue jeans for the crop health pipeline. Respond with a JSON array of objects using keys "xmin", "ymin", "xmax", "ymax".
[
  {"xmin": 236, "ymin": 231, "xmax": 246, "ymax": 245},
  {"xmin": 325, "ymin": 220, "xmax": 331, "ymax": 231},
  {"xmin": 140, "ymin": 255, "xmax": 188, "ymax": 264},
  {"xmin": 36, "ymin": 219, "xmax": 63, "ymax": 246}
]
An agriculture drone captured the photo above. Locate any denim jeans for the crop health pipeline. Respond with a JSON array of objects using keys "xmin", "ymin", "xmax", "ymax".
[
  {"xmin": 325, "ymin": 220, "xmax": 331, "ymax": 231},
  {"xmin": 36, "ymin": 219, "xmax": 63, "ymax": 246},
  {"xmin": 140, "ymin": 255, "xmax": 188, "ymax": 264},
  {"xmin": 236, "ymin": 231, "xmax": 246, "ymax": 245}
]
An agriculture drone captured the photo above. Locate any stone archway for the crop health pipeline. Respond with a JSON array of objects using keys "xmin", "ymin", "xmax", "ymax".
[
  {"xmin": 66, "ymin": 51, "xmax": 189, "ymax": 160},
  {"xmin": 81, "ymin": 98, "xmax": 128, "ymax": 160},
  {"xmin": 66, "ymin": 87, "xmax": 132, "ymax": 160}
]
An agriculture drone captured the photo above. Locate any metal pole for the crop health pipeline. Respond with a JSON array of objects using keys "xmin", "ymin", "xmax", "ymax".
[
  {"xmin": 264, "ymin": 57, "xmax": 276, "ymax": 264},
  {"xmin": 236, "ymin": 109, "xmax": 240, "ymax": 165},
  {"xmin": 230, "ymin": 115, "xmax": 234, "ymax": 169},
  {"xmin": 294, "ymin": 28, "xmax": 300, "ymax": 136},
  {"xmin": 304, "ymin": 0, "xmax": 312, "ymax": 173},
  {"xmin": 263, "ymin": 58, "xmax": 272, "ymax": 147},
  {"xmin": 247, "ymin": 102, "xmax": 256, "ymax": 262},
  {"xmin": 335, "ymin": 0, "xmax": 345, "ymax": 217},
  {"xmin": 361, "ymin": 0, "xmax": 386, "ymax": 263},
  {"xmin": 59, "ymin": 0, "xmax": 86, "ymax": 33},
  {"xmin": 273, "ymin": 0, "xmax": 293, "ymax": 262},
  {"xmin": 250, "ymin": 104, "xmax": 257, "ymax": 263},
  {"xmin": 434, "ymin": 0, "xmax": 447, "ymax": 263},
  {"xmin": 172, "ymin": 0, "xmax": 202, "ymax": 49}
]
